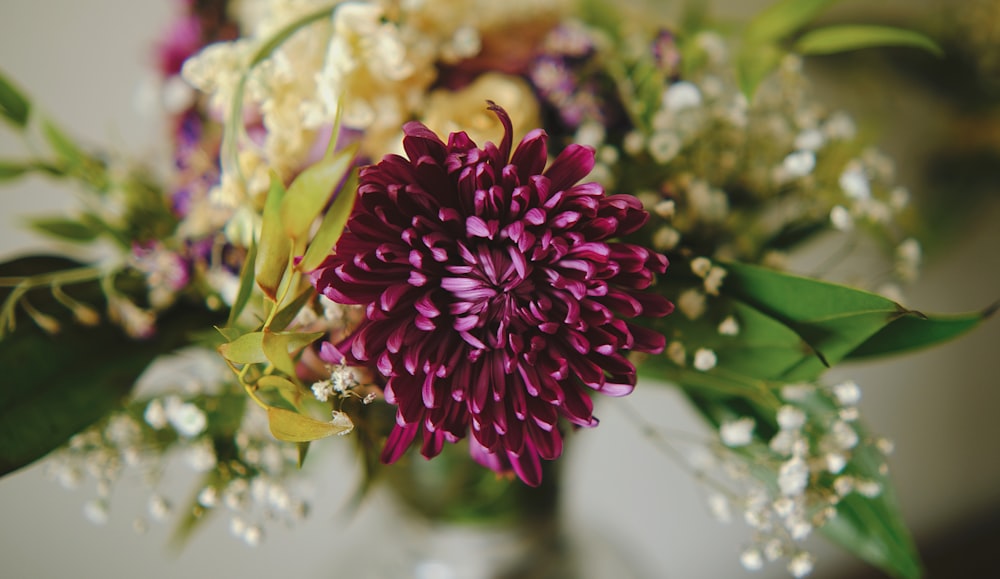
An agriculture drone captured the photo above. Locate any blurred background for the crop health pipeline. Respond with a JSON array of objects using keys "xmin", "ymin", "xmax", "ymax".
[{"xmin": 1, "ymin": 1, "xmax": 997, "ymax": 577}]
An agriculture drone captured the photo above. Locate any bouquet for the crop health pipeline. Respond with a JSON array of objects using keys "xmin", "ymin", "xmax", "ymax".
[{"xmin": 1, "ymin": 0, "xmax": 994, "ymax": 577}]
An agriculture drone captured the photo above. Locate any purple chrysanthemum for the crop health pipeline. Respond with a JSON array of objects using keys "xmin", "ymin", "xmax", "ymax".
[{"xmin": 311, "ymin": 104, "xmax": 673, "ymax": 486}]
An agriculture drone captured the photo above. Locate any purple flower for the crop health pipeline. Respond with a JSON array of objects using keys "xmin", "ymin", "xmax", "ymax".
[{"xmin": 311, "ymin": 104, "xmax": 673, "ymax": 486}]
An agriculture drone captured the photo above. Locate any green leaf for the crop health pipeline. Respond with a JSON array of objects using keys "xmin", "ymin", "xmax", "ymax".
[
  {"xmin": 217, "ymin": 331, "xmax": 266, "ymax": 364},
  {"xmin": 27, "ymin": 217, "xmax": 101, "ymax": 242},
  {"xmin": 226, "ymin": 237, "xmax": 257, "ymax": 328},
  {"xmin": 0, "ymin": 70, "xmax": 31, "ymax": 129},
  {"xmin": 0, "ymin": 256, "xmax": 220, "ymax": 476},
  {"xmin": 297, "ymin": 169, "xmax": 358, "ymax": 273},
  {"xmin": 255, "ymin": 172, "xmax": 291, "ymax": 301},
  {"xmin": 280, "ymin": 146, "xmax": 357, "ymax": 243},
  {"xmin": 746, "ymin": 0, "xmax": 840, "ymax": 43},
  {"xmin": 846, "ymin": 301, "xmax": 996, "ymax": 360},
  {"xmin": 269, "ymin": 285, "xmax": 316, "ymax": 332},
  {"xmin": 261, "ymin": 330, "xmax": 298, "ymax": 377},
  {"xmin": 737, "ymin": 42, "xmax": 786, "ymax": 100},
  {"xmin": 42, "ymin": 120, "xmax": 86, "ymax": 170},
  {"xmin": 0, "ymin": 161, "xmax": 30, "ymax": 180},
  {"xmin": 256, "ymin": 375, "xmax": 304, "ymax": 410},
  {"xmin": 795, "ymin": 25, "xmax": 943, "ymax": 57},
  {"xmin": 218, "ymin": 330, "xmax": 322, "ymax": 366},
  {"xmin": 719, "ymin": 262, "xmax": 917, "ymax": 380},
  {"xmin": 267, "ymin": 406, "xmax": 350, "ymax": 442}
]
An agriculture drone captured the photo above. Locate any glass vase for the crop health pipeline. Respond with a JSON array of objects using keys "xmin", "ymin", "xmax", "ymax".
[{"xmin": 332, "ymin": 440, "xmax": 646, "ymax": 579}]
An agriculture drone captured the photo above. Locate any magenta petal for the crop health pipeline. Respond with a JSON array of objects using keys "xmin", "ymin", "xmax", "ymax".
[
  {"xmin": 544, "ymin": 144, "xmax": 595, "ymax": 192},
  {"xmin": 381, "ymin": 423, "xmax": 419, "ymax": 464}
]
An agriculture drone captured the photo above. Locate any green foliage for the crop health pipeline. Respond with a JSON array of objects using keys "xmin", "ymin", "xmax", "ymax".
[
  {"xmin": 0, "ymin": 161, "xmax": 31, "ymax": 181},
  {"xmin": 847, "ymin": 302, "xmax": 995, "ymax": 360},
  {"xmin": 255, "ymin": 173, "xmax": 291, "ymax": 300},
  {"xmin": 266, "ymin": 406, "xmax": 351, "ymax": 442},
  {"xmin": 737, "ymin": 0, "xmax": 941, "ymax": 99},
  {"xmin": 0, "ymin": 255, "xmax": 220, "ymax": 476},
  {"xmin": 0, "ymin": 70, "xmax": 31, "ymax": 129},
  {"xmin": 280, "ymin": 145, "xmax": 358, "ymax": 246},
  {"xmin": 745, "ymin": 0, "xmax": 840, "ymax": 43},
  {"xmin": 719, "ymin": 262, "xmax": 989, "ymax": 377},
  {"xmin": 26, "ymin": 216, "xmax": 102, "ymax": 243},
  {"xmin": 795, "ymin": 25, "xmax": 942, "ymax": 57},
  {"xmin": 297, "ymin": 168, "xmax": 358, "ymax": 273},
  {"xmin": 638, "ymin": 261, "xmax": 989, "ymax": 578}
]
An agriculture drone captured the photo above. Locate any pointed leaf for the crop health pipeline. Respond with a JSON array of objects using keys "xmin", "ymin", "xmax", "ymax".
[
  {"xmin": 745, "ymin": 0, "xmax": 840, "ymax": 43},
  {"xmin": 847, "ymin": 302, "xmax": 996, "ymax": 360},
  {"xmin": 795, "ymin": 25, "xmax": 943, "ymax": 57},
  {"xmin": 214, "ymin": 325, "xmax": 243, "ymax": 343},
  {"xmin": 719, "ymin": 262, "xmax": 918, "ymax": 379},
  {"xmin": 261, "ymin": 330, "xmax": 297, "ymax": 377},
  {"xmin": 296, "ymin": 441, "xmax": 310, "ymax": 468},
  {"xmin": 297, "ymin": 169, "xmax": 358, "ymax": 273},
  {"xmin": 42, "ymin": 120, "xmax": 86, "ymax": 170},
  {"xmin": 218, "ymin": 331, "xmax": 266, "ymax": 364},
  {"xmin": 270, "ymin": 285, "xmax": 317, "ymax": 332},
  {"xmin": 0, "ymin": 161, "xmax": 31, "ymax": 180},
  {"xmin": 27, "ymin": 217, "xmax": 101, "ymax": 242},
  {"xmin": 255, "ymin": 173, "xmax": 290, "ymax": 300},
  {"xmin": 0, "ymin": 70, "xmax": 31, "ymax": 129},
  {"xmin": 266, "ymin": 407, "xmax": 350, "ymax": 442},
  {"xmin": 256, "ymin": 374, "xmax": 304, "ymax": 409},
  {"xmin": 226, "ymin": 237, "xmax": 257, "ymax": 327},
  {"xmin": 737, "ymin": 42, "xmax": 785, "ymax": 99},
  {"xmin": 280, "ymin": 146, "xmax": 356, "ymax": 242}
]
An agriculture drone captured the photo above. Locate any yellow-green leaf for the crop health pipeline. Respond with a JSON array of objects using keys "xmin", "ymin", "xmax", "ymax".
[
  {"xmin": 280, "ymin": 145, "xmax": 357, "ymax": 242},
  {"xmin": 0, "ymin": 161, "xmax": 30, "ymax": 180},
  {"xmin": 42, "ymin": 120, "xmax": 85, "ymax": 170},
  {"xmin": 256, "ymin": 374, "xmax": 304, "ymax": 409},
  {"xmin": 267, "ymin": 407, "xmax": 350, "ymax": 442},
  {"xmin": 270, "ymin": 285, "xmax": 316, "ymax": 332},
  {"xmin": 795, "ymin": 25, "xmax": 943, "ymax": 57},
  {"xmin": 297, "ymin": 169, "xmax": 359, "ymax": 273},
  {"xmin": 737, "ymin": 42, "xmax": 786, "ymax": 100},
  {"xmin": 217, "ymin": 331, "xmax": 266, "ymax": 364},
  {"xmin": 746, "ymin": 0, "xmax": 839, "ymax": 43},
  {"xmin": 27, "ymin": 217, "xmax": 101, "ymax": 242},
  {"xmin": 261, "ymin": 330, "xmax": 297, "ymax": 377},
  {"xmin": 255, "ymin": 172, "xmax": 291, "ymax": 300},
  {"xmin": 226, "ymin": 237, "xmax": 257, "ymax": 327}
]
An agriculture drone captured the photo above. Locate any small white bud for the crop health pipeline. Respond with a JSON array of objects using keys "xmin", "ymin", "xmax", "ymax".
[
  {"xmin": 693, "ymin": 348, "xmax": 717, "ymax": 371},
  {"xmin": 777, "ymin": 406, "xmax": 806, "ymax": 431},
  {"xmin": 718, "ymin": 315, "xmax": 740, "ymax": 336},
  {"xmin": 720, "ymin": 417, "xmax": 755, "ymax": 447}
]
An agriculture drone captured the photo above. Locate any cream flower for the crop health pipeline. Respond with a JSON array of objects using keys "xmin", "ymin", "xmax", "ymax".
[{"xmin": 421, "ymin": 73, "xmax": 541, "ymax": 148}]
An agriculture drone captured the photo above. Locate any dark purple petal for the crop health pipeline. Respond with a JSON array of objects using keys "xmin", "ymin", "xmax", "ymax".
[{"xmin": 311, "ymin": 104, "xmax": 673, "ymax": 487}]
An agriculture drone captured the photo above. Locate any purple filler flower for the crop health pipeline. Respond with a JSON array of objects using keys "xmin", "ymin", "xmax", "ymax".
[{"xmin": 311, "ymin": 104, "xmax": 673, "ymax": 486}]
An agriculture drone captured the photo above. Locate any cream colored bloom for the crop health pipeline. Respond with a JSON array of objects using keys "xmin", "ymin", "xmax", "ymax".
[{"xmin": 421, "ymin": 73, "xmax": 540, "ymax": 148}]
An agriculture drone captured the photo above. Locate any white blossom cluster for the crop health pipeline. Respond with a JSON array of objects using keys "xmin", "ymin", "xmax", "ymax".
[
  {"xmin": 697, "ymin": 380, "xmax": 894, "ymax": 577},
  {"xmin": 614, "ymin": 35, "xmax": 921, "ymax": 294},
  {"xmin": 42, "ymin": 348, "xmax": 316, "ymax": 547},
  {"xmin": 181, "ymin": 0, "xmax": 572, "ymax": 240}
]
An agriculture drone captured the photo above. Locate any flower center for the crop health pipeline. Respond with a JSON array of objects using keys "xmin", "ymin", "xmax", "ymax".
[{"xmin": 440, "ymin": 241, "xmax": 535, "ymax": 349}]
